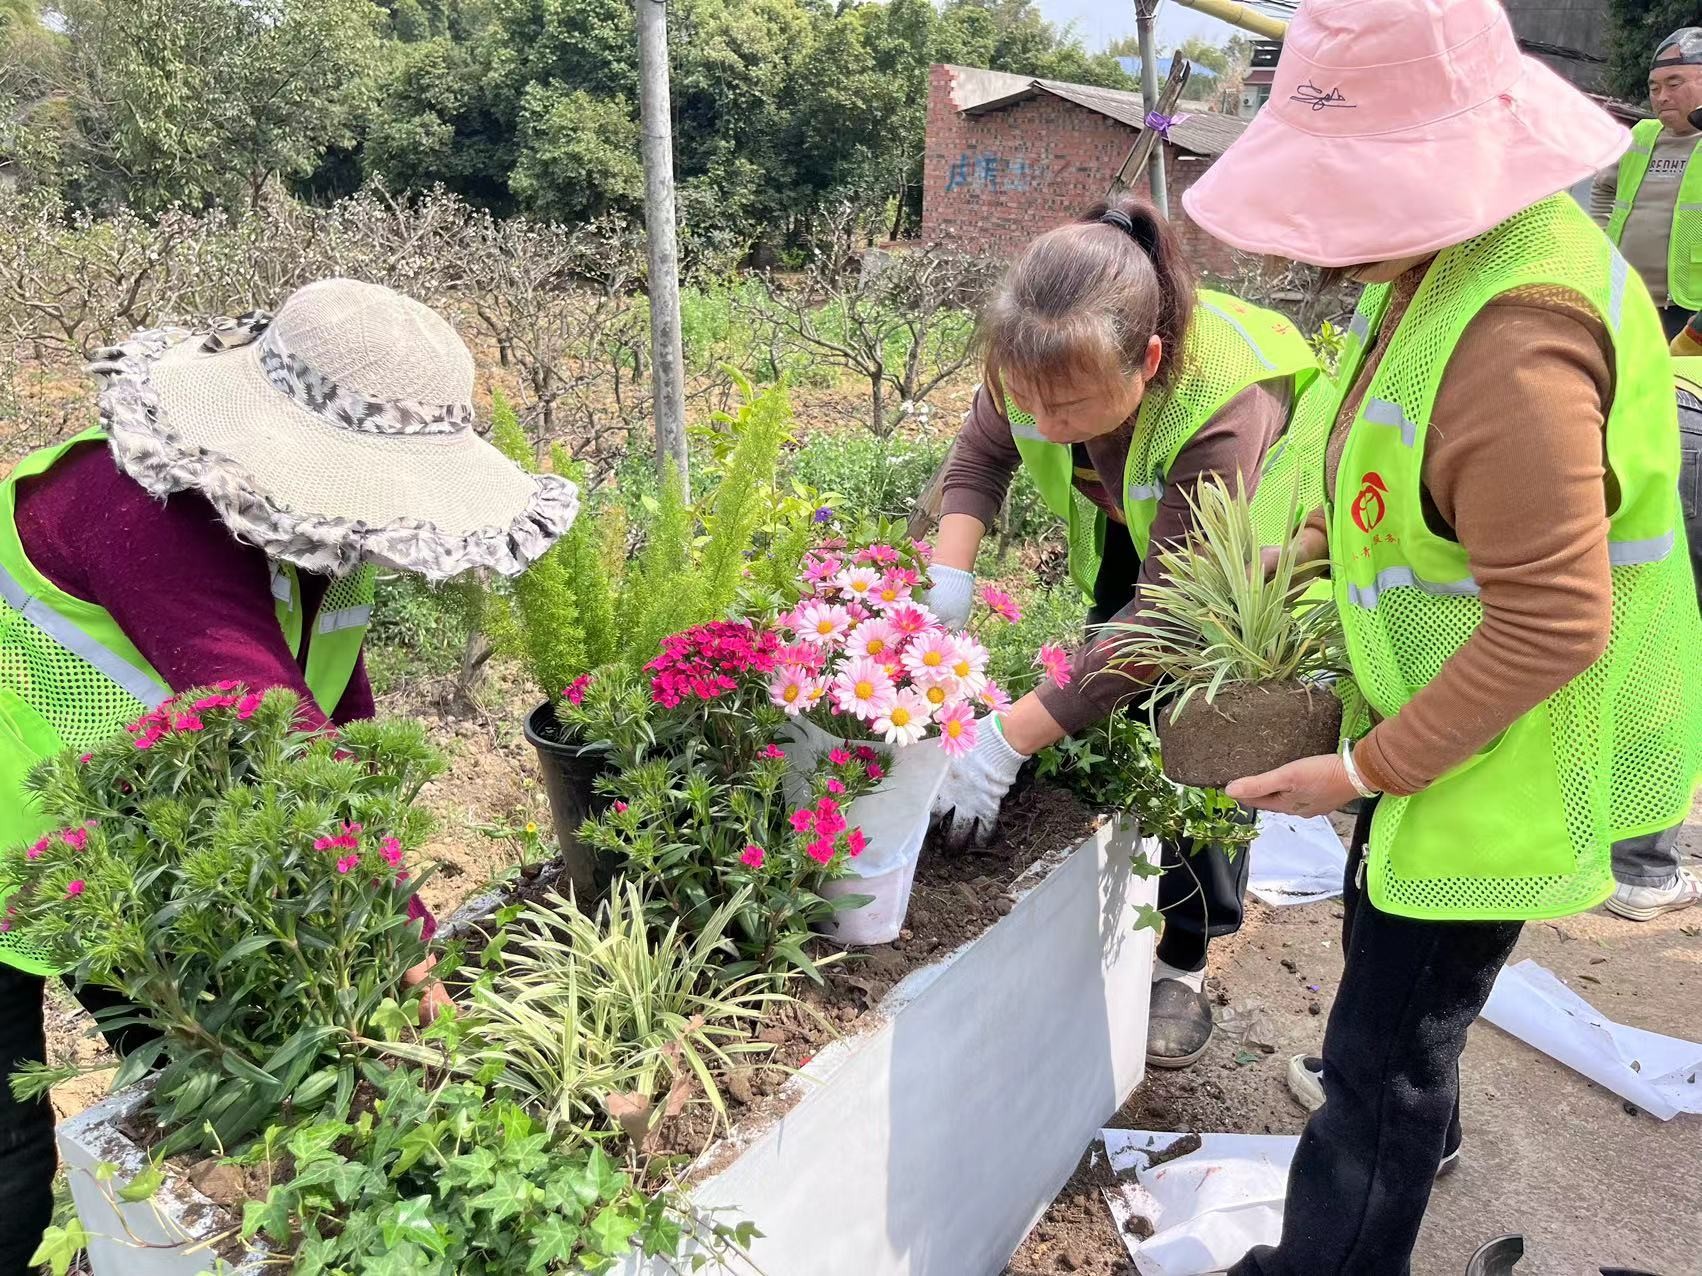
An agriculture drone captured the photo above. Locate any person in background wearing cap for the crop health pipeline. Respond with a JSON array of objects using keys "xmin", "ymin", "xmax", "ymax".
[
  {"xmin": 925, "ymin": 195, "xmax": 1330, "ymax": 1073},
  {"xmin": 1182, "ymin": 0, "xmax": 1701, "ymax": 1271},
  {"xmin": 0, "ymin": 279, "xmax": 580, "ymax": 1271},
  {"xmin": 1591, "ymin": 27, "xmax": 1702, "ymax": 341}
]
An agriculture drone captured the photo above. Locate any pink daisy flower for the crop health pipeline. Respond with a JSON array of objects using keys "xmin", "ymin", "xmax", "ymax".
[
  {"xmin": 803, "ymin": 554, "xmax": 843, "ymax": 591},
  {"xmin": 914, "ymin": 540, "xmax": 934, "ymax": 564},
  {"xmin": 945, "ymin": 635, "xmax": 991, "ymax": 694},
  {"xmin": 1035, "ymin": 644, "xmax": 1073, "ymax": 688},
  {"xmin": 901, "ymin": 630, "xmax": 957, "ymax": 681},
  {"xmin": 769, "ymin": 664, "xmax": 816, "ymax": 716},
  {"xmin": 981, "ymin": 680, "xmax": 1013, "ymax": 713},
  {"xmin": 979, "ymin": 585, "xmax": 1022, "ymax": 623},
  {"xmin": 913, "ymin": 673, "xmax": 960, "ymax": 716},
  {"xmin": 873, "ymin": 688, "xmax": 933, "ymax": 747},
  {"xmin": 936, "ymin": 702, "xmax": 979, "ymax": 758},
  {"xmin": 836, "ymin": 566, "xmax": 882, "ymax": 605},
  {"xmin": 831, "ymin": 658, "xmax": 897, "ymax": 721},
  {"xmin": 845, "ymin": 619, "xmax": 902, "ymax": 663},
  {"xmin": 886, "ymin": 603, "xmax": 938, "ymax": 639},
  {"xmin": 740, "ymin": 844, "xmax": 766, "ymax": 870},
  {"xmin": 870, "ymin": 568, "xmax": 918, "ymax": 609},
  {"xmin": 794, "ymin": 600, "xmax": 853, "ymax": 647},
  {"xmin": 859, "ymin": 544, "xmax": 901, "ymax": 566}
]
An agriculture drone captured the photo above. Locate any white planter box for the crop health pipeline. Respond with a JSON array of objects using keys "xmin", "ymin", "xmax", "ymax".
[
  {"xmin": 628, "ymin": 817, "xmax": 1160, "ymax": 1276},
  {"xmin": 57, "ymin": 1087, "xmax": 270, "ymax": 1276},
  {"xmin": 60, "ymin": 821, "xmax": 1158, "ymax": 1276}
]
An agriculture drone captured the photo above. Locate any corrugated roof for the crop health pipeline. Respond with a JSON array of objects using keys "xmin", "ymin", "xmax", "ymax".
[{"xmin": 951, "ymin": 66, "xmax": 1248, "ymax": 157}]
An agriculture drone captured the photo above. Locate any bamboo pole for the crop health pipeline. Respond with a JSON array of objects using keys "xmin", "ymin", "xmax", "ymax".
[{"xmin": 1171, "ymin": 0, "xmax": 1290, "ymax": 40}]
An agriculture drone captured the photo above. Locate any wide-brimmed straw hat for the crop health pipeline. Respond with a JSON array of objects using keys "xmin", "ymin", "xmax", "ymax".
[
  {"xmin": 1182, "ymin": 0, "xmax": 1631, "ymax": 268},
  {"xmin": 88, "ymin": 278, "xmax": 578, "ymax": 581}
]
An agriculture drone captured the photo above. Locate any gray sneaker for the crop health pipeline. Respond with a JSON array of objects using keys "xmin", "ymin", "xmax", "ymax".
[
  {"xmin": 1146, "ymin": 979, "xmax": 1214, "ymax": 1069},
  {"xmin": 1606, "ymin": 870, "xmax": 1700, "ymax": 922}
]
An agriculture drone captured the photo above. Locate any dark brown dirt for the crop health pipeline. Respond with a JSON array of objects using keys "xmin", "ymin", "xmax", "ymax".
[
  {"xmin": 1003, "ymin": 1145, "xmax": 1136, "ymax": 1276},
  {"xmin": 1157, "ymin": 680, "xmax": 1343, "ymax": 790}
]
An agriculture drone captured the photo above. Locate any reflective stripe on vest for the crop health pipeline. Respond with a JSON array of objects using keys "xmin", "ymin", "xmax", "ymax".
[
  {"xmin": 1607, "ymin": 118, "xmax": 1702, "ymax": 311},
  {"xmin": 1329, "ymin": 192, "xmax": 1702, "ymax": 923},
  {"xmin": 0, "ymin": 561, "xmax": 170, "ymax": 707}
]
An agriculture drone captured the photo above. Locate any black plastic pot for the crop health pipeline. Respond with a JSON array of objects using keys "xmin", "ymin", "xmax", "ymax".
[{"xmin": 523, "ymin": 700, "xmax": 614, "ymax": 904}]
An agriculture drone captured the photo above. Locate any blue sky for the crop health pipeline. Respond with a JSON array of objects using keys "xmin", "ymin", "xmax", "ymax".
[{"xmin": 1036, "ymin": 0, "xmax": 1241, "ymax": 53}]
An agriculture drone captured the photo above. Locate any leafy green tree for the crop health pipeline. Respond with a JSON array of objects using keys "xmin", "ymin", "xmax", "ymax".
[
  {"xmin": 1607, "ymin": 0, "xmax": 1699, "ymax": 102},
  {"xmin": 59, "ymin": 0, "xmax": 384, "ymax": 211},
  {"xmin": 510, "ymin": 84, "xmax": 644, "ymax": 222}
]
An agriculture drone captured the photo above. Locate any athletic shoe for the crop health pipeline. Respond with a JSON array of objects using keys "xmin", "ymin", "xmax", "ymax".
[{"xmin": 1606, "ymin": 869, "xmax": 1701, "ymax": 922}]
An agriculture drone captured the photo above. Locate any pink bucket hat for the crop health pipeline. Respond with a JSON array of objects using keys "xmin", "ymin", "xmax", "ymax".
[{"xmin": 1182, "ymin": 0, "xmax": 1631, "ymax": 268}]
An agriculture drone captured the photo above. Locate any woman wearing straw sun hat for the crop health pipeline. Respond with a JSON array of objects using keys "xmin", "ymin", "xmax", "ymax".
[
  {"xmin": 1181, "ymin": 0, "xmax": 1702, "ymax": 1271},
  {"xmin": 0, "ymin": 278, "xmax": 579, "ymax": 1271}
]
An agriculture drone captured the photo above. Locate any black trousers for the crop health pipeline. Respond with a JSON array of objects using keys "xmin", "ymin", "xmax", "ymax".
[
  {"xmin": 0, "ymin": 965, "xmax": 149, "ymax": 1275},
  {"xmin": 1089, "ymin": 519, "xmax": 1250, "ymax": 974},
  {"xmin": 1230, "ymin": 804, "xmax": 1524, "ymax": 1276}
]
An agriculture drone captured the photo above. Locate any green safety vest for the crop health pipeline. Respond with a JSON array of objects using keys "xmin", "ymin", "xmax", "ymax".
[
  {"xmin": 1003, "ymin": 289, "xmax": 1323, "ymax": 597},
  {"xmin": 0, "ymin": 430, "xmax": 376, "ymax": 973},
  {"xmin": 1328, "ymin": 194, "xmax": 1702, "ymax": 923},
  {"xmin": 1606, "ymin": 118, "xmax": 1702, "ymax": 311}
]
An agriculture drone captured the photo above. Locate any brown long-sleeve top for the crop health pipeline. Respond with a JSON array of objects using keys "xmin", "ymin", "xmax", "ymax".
[
  {"xmin": 942, "ymin": 380, "xmax": 1290, "ymax": 735},
  {"xmin": 1313, "ymin": 268, "xmax": 1616, "ymax": 796}
]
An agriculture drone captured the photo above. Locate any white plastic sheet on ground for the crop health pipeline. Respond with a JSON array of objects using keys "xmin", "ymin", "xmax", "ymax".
[
  {"xmin": 1246, "ymin": 813, "xmax": 1347, "ymax": 907},
  {"xmin": 1480, "ymin": 958, "xmax": 1702, "ymax": 1120},
  {"xmin": 1100, "ymin": 1128, "xmax": 1299, "ymax": 1276}
]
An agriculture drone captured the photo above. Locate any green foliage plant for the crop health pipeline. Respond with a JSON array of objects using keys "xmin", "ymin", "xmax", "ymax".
[
  {"xmin": 495, "ymin": 376, "xmax": 804, "ymax": 705},
  {"xmin": 457, "ymin": 881, "xmax": 786, "ymax": 1143},
  {"xmin": 2, "ymin": 687, "xmax": 442, "ymax": 1155},
  {"xmin": 1105, "ymin": 477, "xmax": 1343, "ymax": 720},
  {"xmin": 240, "ymin": 1064, "xmax": 756, "ymax": 1275}
]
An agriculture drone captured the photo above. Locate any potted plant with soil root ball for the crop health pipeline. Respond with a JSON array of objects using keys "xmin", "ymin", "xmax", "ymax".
[
  {"xmin": 487, "ymin": 377, "xmax": 812, "ymax": 903},
  {"xmin": 1105, "ymin": 478, "xmax": 1346, "ymax": 791}
]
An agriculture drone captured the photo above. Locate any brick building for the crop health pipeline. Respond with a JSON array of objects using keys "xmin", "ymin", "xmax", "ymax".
[{"xmin": 922, "ymin": 64, "xmax": 1249, "ymax": 276}]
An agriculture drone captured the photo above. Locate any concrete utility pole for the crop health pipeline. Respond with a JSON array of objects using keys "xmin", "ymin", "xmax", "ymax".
[{"xmin": 635, "ymin": 0, "xmax": 689, "ymax": 498}]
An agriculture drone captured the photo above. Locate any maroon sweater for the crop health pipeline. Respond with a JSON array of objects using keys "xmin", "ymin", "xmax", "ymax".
[{"xmin": 14, "ymin": 441, "xmax": 374, "ymax": 727}]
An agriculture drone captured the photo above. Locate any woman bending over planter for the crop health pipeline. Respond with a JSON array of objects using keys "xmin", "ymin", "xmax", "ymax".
[
  {"xmin": 925, "ymin": 196, "xmax": 1333, "ymax": 1070},
  {"xmin": 0, "ymin": 279, "xmax": 579, "ymax": 1271},
  {"xmin": 1181, "ymin": 0, "xmax": 1702, "ymax": 1270}
]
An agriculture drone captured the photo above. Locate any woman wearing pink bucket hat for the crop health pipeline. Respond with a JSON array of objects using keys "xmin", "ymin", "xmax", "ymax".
[{"xmin": 1183, "ymin": 1, "xmax": 1702, "ymax": 1272}]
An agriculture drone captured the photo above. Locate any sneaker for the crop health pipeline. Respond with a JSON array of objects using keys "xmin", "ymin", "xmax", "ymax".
[
  {"xmin": 1287, "ymin": 1053, "xmax": 1325, "ymax": 1112},
  {"xmin": 1606, "ymin": 870, "xmax": 1701, "ymax": 922},
  {"xmin": 1146, "ymin": 979, "xmax": 1214, "ymax": 1069},
  {"xmin": 1285, "ymin": 1055, "xmax": 1461, "ymax": 1175}
]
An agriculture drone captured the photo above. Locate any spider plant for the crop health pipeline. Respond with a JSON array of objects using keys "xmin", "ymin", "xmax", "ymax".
[
  {"xmin": 1104, "ymin": 476, "xmax": 1344, "ymax": 719},
  {"xmin": 459, "ymin": 880, "xmax": 792, "ymax": 1146}
]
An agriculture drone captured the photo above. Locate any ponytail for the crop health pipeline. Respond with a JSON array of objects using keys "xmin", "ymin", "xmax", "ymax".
[
  {"xmin": 979, "ymin": 196, "xmax": 1197, "ymax": 398},
  {"xmin": 1084, "ymin": 197, "xmax": 1195, "ymax": 383}
]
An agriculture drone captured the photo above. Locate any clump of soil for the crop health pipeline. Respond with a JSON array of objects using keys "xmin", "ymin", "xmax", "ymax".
[{"xmin": 1156, "ymin": 680, "xmax": 1342, "ymax": 790}]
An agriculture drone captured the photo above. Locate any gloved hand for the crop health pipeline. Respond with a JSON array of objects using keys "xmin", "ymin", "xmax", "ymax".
[
  {"xmin": 923, "ymin": 564, "xmax": 976, "ymax": 630},
  {"xmin": 931, "ymin": 715, "xmax": 1027, "ymax": 848}
]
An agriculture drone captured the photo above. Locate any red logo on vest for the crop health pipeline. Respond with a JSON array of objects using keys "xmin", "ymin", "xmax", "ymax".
[{"xmin": 1351, "ymin": 472, "xmax": 1388, "ymax": 533}]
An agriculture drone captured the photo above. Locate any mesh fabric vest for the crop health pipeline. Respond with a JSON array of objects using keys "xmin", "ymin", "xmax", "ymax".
[
  {"xmin": 1004, "ymin": 290, "xmax": 1321, "ymax": 597},
  {"xmin": 1606, "ymin": 119, "xmax": 1702, "ymax": 311},
  {"xmin": 0, "ymin": 431, "xmax": 375, "ymax": 973},
  {"xmin": 1330, "ymin": 195, "xmax": 1702, "ymax": 922}
]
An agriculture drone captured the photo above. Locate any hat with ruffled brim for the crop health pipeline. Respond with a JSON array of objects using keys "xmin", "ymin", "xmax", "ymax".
[
  {"xmin": 1182, "ymin": 0, "xmax": 1630, "ymax": 269},
  {"xmin": 87, "ymin": 278, "xmax": 578, "ymax": 582}
]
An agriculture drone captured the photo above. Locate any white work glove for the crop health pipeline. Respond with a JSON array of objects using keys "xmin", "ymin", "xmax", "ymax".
[
  {"xmin": 931, "ymin": 716, "xmax": 1027, "ymax": 849},
  {"xmin": 923, "ymin": 565, "xmax": 976, "ymax": 631}
]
